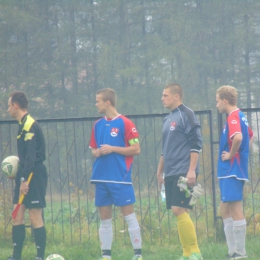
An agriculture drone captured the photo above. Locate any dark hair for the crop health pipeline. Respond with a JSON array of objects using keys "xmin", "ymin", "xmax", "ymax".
[
  {"xmin": 165, "ymin": 83, "xmax": 183, "ymax": 100},
  {"xmin": 9, "ymin": 92, "xmax": 28, "ymax": 110}
]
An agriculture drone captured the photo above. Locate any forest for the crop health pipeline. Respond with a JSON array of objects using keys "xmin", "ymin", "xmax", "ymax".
[{"xmin": 0, "ymin": 0, "xmax": 259, "ymax": 120}]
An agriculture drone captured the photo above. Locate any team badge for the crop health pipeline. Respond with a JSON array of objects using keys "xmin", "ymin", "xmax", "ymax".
[
  {"xmin": 132, "ymin": 127, "xmax": 137, "ymax": 132},
  {"xmin": 231, "ymin": 120, "xmax": 237, "ymax": 124},
  {"xmin": 110, "ymin": 128, "xmax": 119, "ymax": 137},
  {"xmin": 170, "ymin": 122, "xmax": 176, "ymax": 131}
]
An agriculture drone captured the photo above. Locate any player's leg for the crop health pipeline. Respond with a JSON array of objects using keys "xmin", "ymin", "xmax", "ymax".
[
  {"xmin": 9, "ymin": 204, "xmax": 26, "ymax": 260},
  {"xmin": 167, "ymin": 174, "xmax": 202, "ymax": 260},
  {"xmin": 229, "ymin": 201, "xmax": 247, "ymax": 258},
  {"xmin": 121, "ymin": 204, "xmax": 142, "ymax": 260},
  {"xmin": 220, "ymin": 202, "xmax": 235, "ymax": 257},
  {"xmin": 96, "ymin": 183, "xmax": 113, "ymax": 260},
  {"xmin": 219, "ymin": 177, "xmax": 246, "ymax": 258},
  {"xmin": 29, "ymin": 208, "xmax": 46, "ymax": 260},
  {"xmin": 111, "ymin": 183, "xmax": 142, "ymax": 260},
  {"xmin": 8, "ymin": 175, "xmax": 26, "ymax": 260},
  {"xmin": 27, "ymin": 164, "xmax": 48, "ymax": 260}
]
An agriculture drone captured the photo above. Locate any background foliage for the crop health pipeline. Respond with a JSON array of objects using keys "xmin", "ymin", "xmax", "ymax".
[{"xmin": 0, "ymin": 0, "xmax": 260, "ymax": 119}]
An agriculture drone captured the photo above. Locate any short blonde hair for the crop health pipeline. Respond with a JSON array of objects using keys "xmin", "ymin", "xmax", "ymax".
[
  {"xmin": 165, "ymin": 83, "xmax": 183, "ymax": 100},
  {"xmin": 216, "ymin": 85, "xmax": 237, "ymax": 106},
  {"xmin": 96, "ymin": 88, "xmax": 116, "ymax": 107}
]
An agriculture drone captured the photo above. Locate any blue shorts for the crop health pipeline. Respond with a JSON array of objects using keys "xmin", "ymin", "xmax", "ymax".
[
  {"xmin": 95, "ymin": 182, "xmax": 136, "ymax": 207},
  {"xmin": 219, "ymin": 177, "xmax": 244, "ymax": 202}
]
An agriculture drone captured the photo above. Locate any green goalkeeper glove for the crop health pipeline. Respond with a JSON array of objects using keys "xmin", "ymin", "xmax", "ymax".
[{"xmin": 177, "ymin": 176, "xmax": 191, "ymax": 198}]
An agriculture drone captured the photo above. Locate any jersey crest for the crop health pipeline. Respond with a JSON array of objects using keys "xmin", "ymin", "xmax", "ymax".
[
  {"xmin": 170, "ymin": 122, "xmax": 176, "ymax": 131},
  {"xmin": 110, "ymin": 127, "xmax": 119, "ymax": 137}
]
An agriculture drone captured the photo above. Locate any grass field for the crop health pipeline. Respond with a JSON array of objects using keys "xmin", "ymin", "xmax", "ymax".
[{"xmin": 1, "ymin": 234, "xmax": 259, "ymax": 260}]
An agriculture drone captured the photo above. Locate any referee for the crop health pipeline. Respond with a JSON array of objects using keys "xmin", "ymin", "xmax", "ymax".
[{"xmin": 7, "ymin": 92, "xmax": 48, "ymax": 260}]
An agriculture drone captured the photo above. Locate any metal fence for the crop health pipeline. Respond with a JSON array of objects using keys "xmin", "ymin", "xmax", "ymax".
[{"xmin": 0, "ymin": 108, "xmax": 259, "ymax": 245}]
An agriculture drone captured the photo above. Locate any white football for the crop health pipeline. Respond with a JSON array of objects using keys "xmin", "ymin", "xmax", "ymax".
[
  {"xmin": 46, "ymin": 254, "xmax": 65, "ymax": 260},
  {"xmin": 1, "ymin": 155, "xmax": 19, "ymax": 178}
]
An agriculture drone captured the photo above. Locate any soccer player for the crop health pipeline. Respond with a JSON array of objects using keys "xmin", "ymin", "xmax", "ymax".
[
  {"xmin": 216, "ymin": 85, "xmax": 253, "ymax": 259},
  {"xmin": 7, "ymin": 92, "xmax": 48, "ymax": 260},
  {"xmin": 156, "ymin": 83, "xmax": 203, "ymax": 260},
  {"xmin": 89, "ymin": 88, "xmax": 142, "ymax": 260}
]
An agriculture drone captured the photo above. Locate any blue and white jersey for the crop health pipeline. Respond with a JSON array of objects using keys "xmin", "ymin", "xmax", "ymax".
[{"xmin": 89, "ymin": 114, "xmax": 139, "ymax": 184}]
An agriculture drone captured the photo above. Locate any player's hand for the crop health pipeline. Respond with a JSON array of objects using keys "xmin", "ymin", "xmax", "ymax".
[
  {"xmin": 186, "ymin": 170, "xmax": 196, "ymax": 187},
  {"xmin": 221, "ymin": 151, "xmax": 231, "ymax": 161},
  {"xmin": 94, "ymin": 148, "xmax": 101, "ymax": 158},
  {"xmin": 157, "ymin": 174, "xmax": 164, "ymax": 191},
  {"xmin": 100, "ymin": 144, "xmax": 114, "ymax": 155},
  {"xmin": 20, "ymin": 182, "xmax": 29, "ymax": 195}
]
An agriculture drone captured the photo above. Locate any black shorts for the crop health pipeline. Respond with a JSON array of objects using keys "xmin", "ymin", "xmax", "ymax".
[
  {"xmin": 165, "ymin": 173, "xmax": 196, "ymax": 210},
  {"xmin": 13, "ymin": 163, "xmax": 48, "ymax": 209}
]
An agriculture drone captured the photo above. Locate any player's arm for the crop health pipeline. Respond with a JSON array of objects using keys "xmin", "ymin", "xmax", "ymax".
[
  {"xmin": 20, "ymin": 129, "xmax": 37, "ymax": 194},
  {"xmin": 187, "ymin": 123, "xmax": 202, "ymax": 186},
  {"xmin": 156, "ymin": 155, "xmax": 164, "ymax": 190},
  {"xmin": 91, "ymin": 148, "xmax": 101, "ymax": 158},
  {"xmin": 100, "ymin": 141, "xmax": 140, "ymax": 156},
  {"xmin": 249, "ymin": 126, "xmax": 254, "ymax": 149},
  {"xmin": 221, "ymin": 133, "xmax": 242, "ymax": 161},
  {"xmin": 89, "ymin": 125, "xmax": 101, "ymax": 158},
  {"xmin": 230, "ymin": 133, "xmax": 242, "ymax": 157}
]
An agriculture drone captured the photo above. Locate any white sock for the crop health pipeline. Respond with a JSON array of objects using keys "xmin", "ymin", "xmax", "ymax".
[
  {"xmin": 233, "ymin": 219, "xmax": 247, "ymax": 256},
  {"xmin": 125, "ymin": 213, "xmax": 142, "ymax": 253},
  {"xmin": 99, "ymin": 218, "xmax": 113, "ymax": 258},
  {"xmin": 223, "ymin": 217, "xmax": 235, "ymax": 256}
]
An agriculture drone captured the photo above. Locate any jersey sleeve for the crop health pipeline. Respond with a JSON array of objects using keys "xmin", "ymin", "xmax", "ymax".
[
  {"xmin": 123, "ymin": 117, "xmax": 139, "ymax": 144},
  {"xmin": 227, "ymin": 113, "xmax": 241, "ymax": 140},
  {"xmin": 21, "ymin": 124, "xmax": 37, "ymax": 179},
  {"xmin": 185, "ymin": 110, "xmax": 202, "ymax": 152},
  {"xmin": 89, "ymin": 125, "xmax": 97, "ymax": 148},
  {"xmin": 248, "ymin": 126, "xmax": 253, "ymax": 139}
]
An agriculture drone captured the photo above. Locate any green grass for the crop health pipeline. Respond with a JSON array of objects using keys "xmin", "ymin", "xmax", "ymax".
[
  {"xmin": 1, "ymin": 235, "xmax": 260, "ymax": 260},
  {"xmin": 1, "ymin": 195, "xmax": 260, "ymax": 259}
]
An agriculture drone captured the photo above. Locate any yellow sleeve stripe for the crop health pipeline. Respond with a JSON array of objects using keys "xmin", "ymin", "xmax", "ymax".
[
  {"xmin": 23, "ymin": 115, "xmax": 35, "ymax": 132},
  {"xmin": 24, "ymin": 133, "xmax": 35, "ymax": 141},
  {"xmin": 129, "ymin": 138, "xmax": 139, "ymax": 145}
]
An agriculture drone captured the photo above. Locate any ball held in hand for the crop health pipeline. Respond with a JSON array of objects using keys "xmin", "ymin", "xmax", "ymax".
[{"xmin": 1, "ymin": 155, "xmax": 19, "ymax": 178}]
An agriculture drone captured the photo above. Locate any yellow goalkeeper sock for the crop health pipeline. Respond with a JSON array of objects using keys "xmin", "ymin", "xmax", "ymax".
[{"xmin": 177, "ymin": 212, "xmax": 200, "ymax": 256}]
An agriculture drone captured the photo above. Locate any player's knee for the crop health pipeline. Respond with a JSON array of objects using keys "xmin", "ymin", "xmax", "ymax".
[{"xmin": 171, "ymin": 206, "xmax": 185, "ymax": 216}]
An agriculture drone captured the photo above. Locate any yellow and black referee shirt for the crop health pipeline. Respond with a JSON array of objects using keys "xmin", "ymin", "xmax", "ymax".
[{"xmin": 17, "ymin": 113, "xmax": 46, "ymax": 180}]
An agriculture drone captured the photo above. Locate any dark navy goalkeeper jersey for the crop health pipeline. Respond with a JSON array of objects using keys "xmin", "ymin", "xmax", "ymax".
[
  {"xmin": 162, "ymin": 104, "xmax": 202, "ymax": 177},
  {"xmin": 89, "ymin": 114, "xmax": 139, "ymax": 184},
  {"xmin": 218, "ymin": 108, "xmax": 253, "ymax": 181}
]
